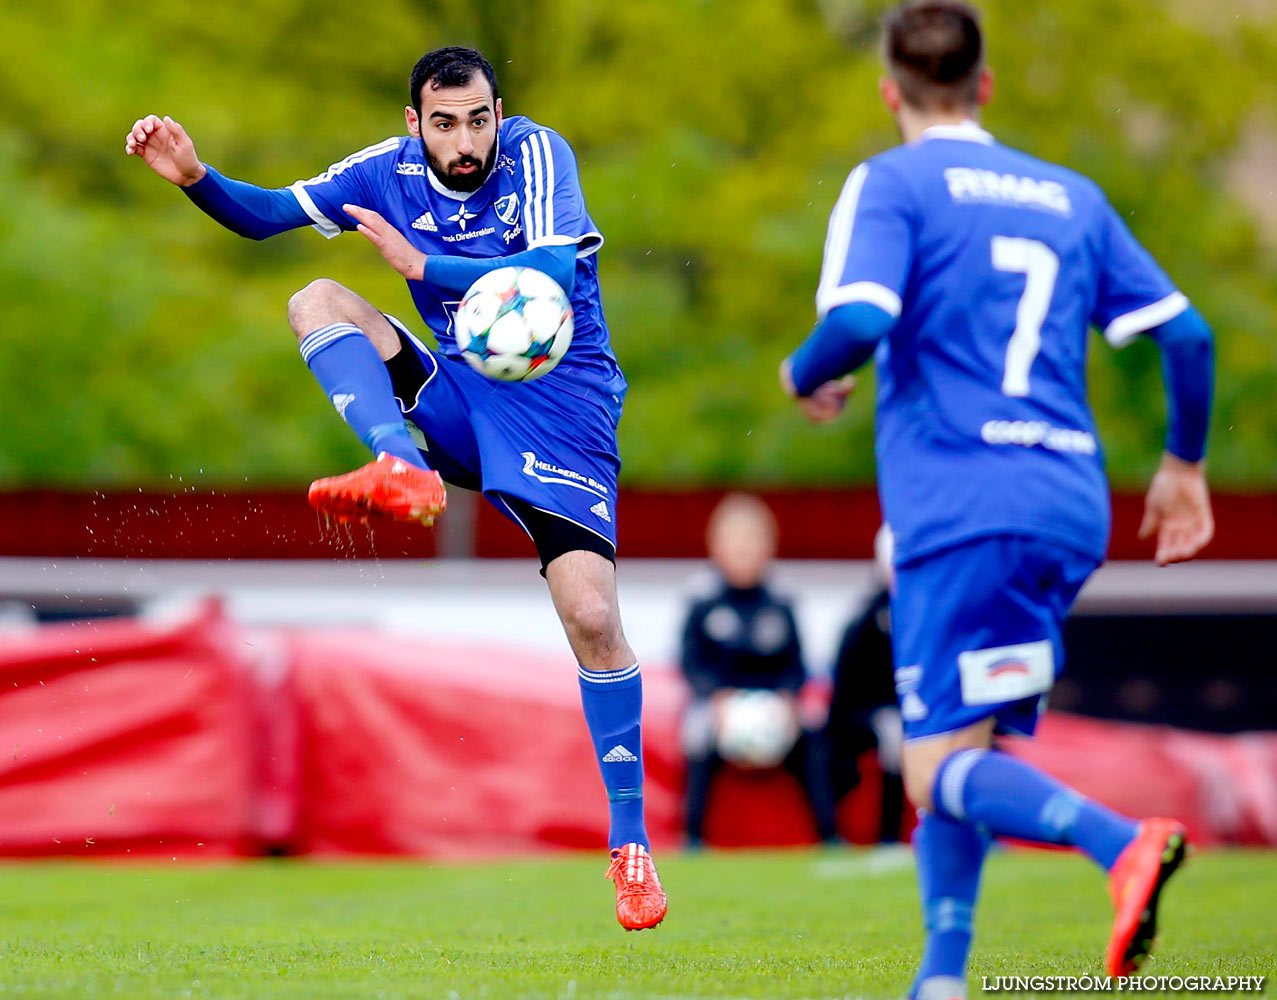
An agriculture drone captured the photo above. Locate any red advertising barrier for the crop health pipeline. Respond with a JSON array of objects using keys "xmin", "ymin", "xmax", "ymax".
[
  {"xmin": 0, "ymin": 607, "xmax": 1273, "ymax": 857},
  {"xmin": 0, "ymin": 602, "xmax": 257, "ymax": 857},
  {"xmin": 284, "ymin": 629, "xmax": 685, "ymax": 856}
]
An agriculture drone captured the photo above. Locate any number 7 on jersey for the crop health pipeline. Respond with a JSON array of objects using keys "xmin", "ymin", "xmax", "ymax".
[{"xmin": 992, "ymin": 236, "xmax": 1059, "ymax": 398}]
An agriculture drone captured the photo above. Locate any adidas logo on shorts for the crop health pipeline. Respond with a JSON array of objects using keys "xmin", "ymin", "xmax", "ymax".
[
  {"xmin": 412, "ymin": 212, "xmax": 438, "ymax": 232},
  {"xmin": 602, "ymin": 744, "xmax": 638, "ymax": 763},
  {"xmin": 590, "ymin": 500, "xmax": 611, "ymax": 523}
]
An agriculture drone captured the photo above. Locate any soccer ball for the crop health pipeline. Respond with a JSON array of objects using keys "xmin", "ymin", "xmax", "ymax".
[
  {"xmin": 715, "ymin": 689, "xmax": 800, "ymax": 769},
  {"xmin": 454, "ymin": 266, "xmax": 574, "ymax": 382}
]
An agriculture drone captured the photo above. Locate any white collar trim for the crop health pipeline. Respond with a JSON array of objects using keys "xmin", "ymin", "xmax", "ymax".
[
  {"xmin": 424, "ymin": 134, "xmax": 501, "ymax": 202},
  {"xmin": 920, "ymin": 120, "xmax": 994, "ymax": 145}
]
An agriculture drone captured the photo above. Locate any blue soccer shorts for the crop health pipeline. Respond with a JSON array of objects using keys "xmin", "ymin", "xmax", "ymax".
[
  {"xmin": 890, "ymin": 534, "xmax": 1101, "ymax": 741},
  {"xmin": 384, "ymin": 315, "xmax": 621, "ymax": 557}
]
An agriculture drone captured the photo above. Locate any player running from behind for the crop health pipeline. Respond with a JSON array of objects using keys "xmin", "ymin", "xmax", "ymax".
[
  {"xmin": 125, "ymin": 47, "xmax": 665, "ymax": 930},
  {"xmin": 782, "ymin": 3, "xmax": 1213, "ymax": 995}
]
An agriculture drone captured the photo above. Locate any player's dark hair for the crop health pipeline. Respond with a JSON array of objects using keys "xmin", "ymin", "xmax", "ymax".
[
  {"xmin": 881, "ymin": 1, "xmax": 984, "ymax": 111},
  {"xmin": 409, "ymin": 46, "xmax": 499, "ymax": 117}
]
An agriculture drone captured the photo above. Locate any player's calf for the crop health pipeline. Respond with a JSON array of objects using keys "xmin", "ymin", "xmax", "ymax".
[{"xmin": 288, "ymin": 282, "xmax": 427, "ymax": 470}]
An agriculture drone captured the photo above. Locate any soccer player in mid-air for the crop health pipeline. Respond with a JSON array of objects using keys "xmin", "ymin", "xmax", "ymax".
[
  {"xmin": 125, "ymin": 47, "xmax": 666, "ymax": 930},
  {"xmin": 782, "ymin": 3, "xmax": 1214, "ymax": 995}
]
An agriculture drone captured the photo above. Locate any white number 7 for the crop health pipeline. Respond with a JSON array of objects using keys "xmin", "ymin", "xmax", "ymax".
[{"xmin": 992, "ymin": 236, "xmax": 1058, "ymax": 397}]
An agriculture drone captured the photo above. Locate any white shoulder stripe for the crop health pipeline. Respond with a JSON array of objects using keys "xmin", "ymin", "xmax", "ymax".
[
  {"xmin": 538, "ymin": 131, "xmax": 556, "ymax": 239},
  {"xmin": 521, "ymin": 140, "xmax": 537, "ymax": 241},
  {"xmin": 294, "ymin": 137, "xmax": 400, "ymax": 187},
  {"xmin": 1104, "ymin": 291, "xmax": 1189, "ymax": 347},
  {"xmin": 520, "ymin": 132, "xmax": 560, "ymax": 243},
  {"xmin": 816, "ymin": 163, "xmax": 870, "ymax": 317},
  {"xmin": 529, "ymin": 136, "xmax": 546, "ymax": 241}
]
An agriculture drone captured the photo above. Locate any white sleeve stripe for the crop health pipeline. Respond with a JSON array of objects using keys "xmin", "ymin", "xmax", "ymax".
[
  {"xmin": 293, "ymin": 137, "xmax": 400, "ymax": 187},
  {"xmin": 286, "ymin": 183, "xmax": 341, "ymax": 239},
  {"xmin": 815, "ymin": 163, "xmax": 870, "ymax": 313},
  {"xmin": 521, "ymin": 140, "xmax": 537, "ymax": 240},
  {"xmin": 816, "ymin": 281, "xmax": 902, "ymax": 319},
  {"xmin": 1104, "ymin": 291, "xmax": 1189, "ymax": 347},
  {"xmin": 527, "ymin": 232, "xmax": 604, "ymax": 259},
  {"xmin": 538, "ymin": 131, "xmax": 556, "ymax": 239},
  {"xmin": 527, "ymin": 137, "xmax": 546, "ymax": 242}
]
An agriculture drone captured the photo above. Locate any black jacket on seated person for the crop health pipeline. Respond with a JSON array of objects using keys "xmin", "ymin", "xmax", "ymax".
[{"xmin": 680, "ymin": 580, "xmax": 805, "ymax": 697}]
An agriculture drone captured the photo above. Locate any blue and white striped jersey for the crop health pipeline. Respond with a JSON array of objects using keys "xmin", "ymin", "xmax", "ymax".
[
  {"xmin": 289, "ymin": 116, "xmax": 624, "ymax": 398},
  {"xmin": 819, "ymin": 121, "xmax": 1187, "ymax": 563}
]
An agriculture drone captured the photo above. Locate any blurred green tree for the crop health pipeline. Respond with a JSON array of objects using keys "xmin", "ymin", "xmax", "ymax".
[{"xmin": 0, "ymin": 0, "xmax": 1273, "ymax": 489}]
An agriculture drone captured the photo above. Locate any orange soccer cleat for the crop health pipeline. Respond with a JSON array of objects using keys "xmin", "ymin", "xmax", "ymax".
[
  {"xmin": 605, "ymin": 843, "xmax": 668, "ymax": 931},
  {"xmin": 307, "ymin": 452, "xmax": 446, "ymax": 527},
  {"xmin": 1105, "ymin": 817, "xmax": 1188, "ymax": 977}
]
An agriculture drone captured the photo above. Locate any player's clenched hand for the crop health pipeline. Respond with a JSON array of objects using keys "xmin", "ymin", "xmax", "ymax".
[
  {"xmin": 1139, "ymin": 452, "xmax": 1214, "ymax": 566},
  {"xmin": 780, "ymin": 359, "xmax": 855, "ymax": 424},
  {"xmin": 124, "ymin": 115, "xmax": 205, "ymax": 187},
  {"xmin": 344, "ymin": 204, "xmax": 427, "ymax": 282}
]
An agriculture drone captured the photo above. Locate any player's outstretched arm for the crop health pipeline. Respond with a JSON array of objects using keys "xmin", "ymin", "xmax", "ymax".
[
  {"xmin": 125, "ymin": 114, "xmax": 314, "ymax": 240},
  {"xmin": 1138, "ymin": 305, "xmax": 1216, "ymax": 565},
  {"xmin": 124, "ymin": 115, "xmax": 205, "ymax": 187}
]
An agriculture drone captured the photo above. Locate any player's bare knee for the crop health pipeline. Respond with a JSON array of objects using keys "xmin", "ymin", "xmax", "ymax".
[
  {"xmin": 903, "ymin": 763, "xmax": 939, "ymax": 813},
  {"xmin": 560, "ymin": 593, "xmax": 622, "ymax": 657},
  {"xmin": 287, "ymin": 278, "xmax": 357, "ymax": 338}
]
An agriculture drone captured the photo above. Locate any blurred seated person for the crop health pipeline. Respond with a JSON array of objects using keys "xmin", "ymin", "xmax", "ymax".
[
  {"xmin": 679, "ymin": 493, "xmax": 839, "ymax": 846},
  {"xmin": 827, "ymin": 524, "xmax": 909, "ymax": 842}
]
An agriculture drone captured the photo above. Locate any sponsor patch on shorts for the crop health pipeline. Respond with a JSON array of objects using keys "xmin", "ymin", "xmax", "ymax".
[{"xmin": 957, "ymin": 639, "xmax": 1053, "ymax": 706}]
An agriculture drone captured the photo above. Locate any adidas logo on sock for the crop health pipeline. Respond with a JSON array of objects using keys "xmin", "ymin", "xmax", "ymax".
[
  {"xmin": 590, "ymin": 500, "xmax": 611, "ymax": 523},
  {"xmin": 412, "ymin": 211, "xmax": 438, "ymax": 232},
  {"xmin": 331, "ymin": 393, "xmax": 356, "ymax": 420},
  {"xmin": 602, "ymin": 744, "xmax": 638, "ymax": 763}
]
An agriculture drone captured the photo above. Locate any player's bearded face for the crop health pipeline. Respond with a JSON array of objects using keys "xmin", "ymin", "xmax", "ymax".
[{"xmin": 425, "ymin": 140, "xmax": 496, "ymax": 193}]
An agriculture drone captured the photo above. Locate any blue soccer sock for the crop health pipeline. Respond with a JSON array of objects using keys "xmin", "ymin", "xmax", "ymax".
[
  {"xmin": 299, "ymin": 323, "xmax": 427, "ymax": 468},
  {"xmin": 910, "ymin": 810, "xmax": 989, "ymax": 1000},
  {"xmin": 578, "ymin": 663, "xmax": 649, "ymax": 850},
  {"xmin": 933, "ymin": 748, "xmax": 1139, "ymax": 870}
]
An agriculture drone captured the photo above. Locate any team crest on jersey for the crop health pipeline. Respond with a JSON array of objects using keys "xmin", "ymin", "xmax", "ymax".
[
  {"xmin": 412, "ymin": 212, "xmax": 438, "ymax": 232},
  {"xmin": 494, "ymin": 193, "xmax": 520, "ymax": 226},
  {"xmin": 395, "ymin": 162, "xmax": 426, "ymax": 176}
]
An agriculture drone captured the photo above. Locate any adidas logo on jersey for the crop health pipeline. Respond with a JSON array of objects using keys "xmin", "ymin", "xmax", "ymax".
[
  {"xmin": 412, "ymin": 212, "xmax": 438, "ymax": 232},
  {"xmin": 602, "ymin": 744, "xmax": 638, "ymax": 763},
  {"xmin": 590, "ymin": 500, "xmax": 611, "ymax": 523}
]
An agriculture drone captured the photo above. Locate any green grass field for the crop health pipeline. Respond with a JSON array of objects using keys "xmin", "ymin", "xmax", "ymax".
[{"xmin": 0, "ymin": 848, "xmax": 1271, "ymax": 999}]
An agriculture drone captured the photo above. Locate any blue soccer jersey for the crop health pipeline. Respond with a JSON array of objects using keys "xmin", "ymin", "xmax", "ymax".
[
  {"xmin": 287, "ymin": 116, "xmax": 625, "ymax": 401},
  {"xmin": 818, "ymin": 121, "xmax": 1188, "ymax": 564}
]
